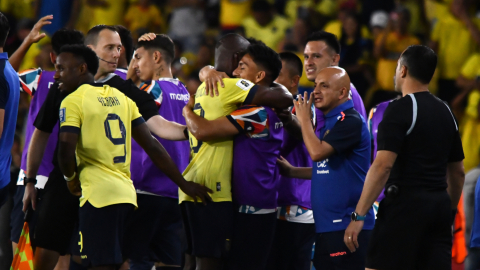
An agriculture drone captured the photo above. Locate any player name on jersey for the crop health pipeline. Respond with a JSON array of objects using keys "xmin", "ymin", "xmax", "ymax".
[{"xmin": 97, "ymin": 96, "xmax": 121, "ymax": 107}]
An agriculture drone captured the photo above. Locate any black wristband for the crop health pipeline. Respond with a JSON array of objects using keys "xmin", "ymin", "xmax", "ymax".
[
  {"xmin": 24, "ymin": 177, "xmax": 37, "ymax": 185},
  {"xmin": 183, "ymin": 127, "xmax": 189, "ymax": 139}
]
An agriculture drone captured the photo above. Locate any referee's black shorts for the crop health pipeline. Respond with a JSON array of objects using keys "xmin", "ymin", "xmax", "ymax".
[
  {"xmin": 34, "ymin": 168, "xmax": 80, "ymax": 255},
  {"xmin": 366, "ymin": 186, "xmax": 452, "ymax": 270}
]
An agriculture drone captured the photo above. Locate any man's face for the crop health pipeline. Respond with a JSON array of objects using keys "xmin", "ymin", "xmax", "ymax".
[
  {"xmin": 133, "ymin": 47, "xmax": 155, "ymax": 81},
  {"xmin": 312, "ymin": 71, "xmax": 341, "ymax": 111},
  {"xmin": 304, "ymin": 41, "xmax": 337, "ymax": 82},
  {"xmin": 89, "ymin": 29, "xmax": 122, "ymax": 75},
  {"xmin": 275, "ymin": 60, "xmax": 295, "ymax": 94},
  {"xmin": 233, "ymin": 54, "xmax": 262, "ymax": 83},
  {"xmin": 54, "ymin": 53, "xmax": 82, "ymax": 94}
]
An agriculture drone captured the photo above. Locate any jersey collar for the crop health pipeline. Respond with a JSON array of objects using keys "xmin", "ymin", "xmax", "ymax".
[
  {"xmin": 325, "ymin": 99, "xmax": 354, "ymax": 119},
  {"xmin": 157, "ymin": 77, "xmax": 180, "ymax": 85},
  {"xmin": 95, "ymin": 73, "xmax": 117, "ymax": 83},
  {"xmin": 0, "ymin": 52, "xmax": 8, "ymax": 60}
]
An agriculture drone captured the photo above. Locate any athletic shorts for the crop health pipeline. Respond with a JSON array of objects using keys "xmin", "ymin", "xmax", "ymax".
[
  {"xmin": 366, "ymin": 186, "xmax": 452, "ymax": 270},
  {"xmin": 10, "ymin": 185, "xmax": 44, "ymax": 244},
  {"xmin": 181, "ymin": 201, "xmax": 233, "ymax": 258},
  {"xmin": 34, "ymin": 168, "xmax": 80, "ymax": 255},
  {"xmin": 228, "ymin": 210, "xmax": 277, "ymax": 270},
  {"xmin": 313, "ymin": 230, "xmax": 371, "ymax": 270},
  {"xmin": 267, "ymin": 219, "xmax": 316, "ymax": 270},
  {"xmin": 78, "ymin": 201, "xmax": 134, "ymax": 267},
  {"xmin": 123, "ymin": 194, "xmax": 182, "ymax": 265}
]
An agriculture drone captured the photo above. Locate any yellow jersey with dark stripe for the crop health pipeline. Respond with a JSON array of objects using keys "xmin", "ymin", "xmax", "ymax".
[
  {"xmin": 181, "ymin": 78, "xmax": 257, "ymax": 203},
  {"xmin": 59, "ymin": 84, "xmax": 144, "ymax": 208}
]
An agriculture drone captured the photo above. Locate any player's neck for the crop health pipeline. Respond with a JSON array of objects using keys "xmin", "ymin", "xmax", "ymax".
[
  {"xmin": 94, "ymin": 71, "xmax": 109, "ymax": 81},
  {"xmin": 0, "ymin": 48, "xmax": 3, "ymax": 53},
  {"xmin": 401, "ymin": 79, "xmax": 429, "ymax": 97},
  {"xmin": 153, "ymin": 65, "xmax": 173, "ymax": 80}
]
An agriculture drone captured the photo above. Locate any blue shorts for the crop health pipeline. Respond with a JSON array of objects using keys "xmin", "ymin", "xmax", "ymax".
[
  {"xmin": 123, "ymin": 194, "xmax": 182, "ymax": 265},
  {"xmin": 78, "ymin": 201, "xmax": 134, "ymax": 267}
]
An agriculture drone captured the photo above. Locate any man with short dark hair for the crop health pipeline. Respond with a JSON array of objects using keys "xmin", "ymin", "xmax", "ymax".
[
  {"xmin": 0, "ymin": 12, "xmax": 20, "ymax": 210},
  {"xmin": 278, "ymin": 66, "xmax": 374, "ymax": 269},
  {"xmin": 184, "ymin": 41, "xmax": 284, "ymax": 270},
  {"xmin": 345, "ymin": 45, "xmax": 465, "ymax": 270},
  {"xmin": 268, "ymin": 52, "xmax": 316, "ymax": 270},
  {"xmin": 122, "ymin": 33, "xmax": 190, "ymax": 270}
]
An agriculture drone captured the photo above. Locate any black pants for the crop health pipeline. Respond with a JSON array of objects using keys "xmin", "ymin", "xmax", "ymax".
[
  {"xmin": 267, "ymin": 220, "xmax": 315, "ymax": 270},
  {"xmin": 366, "ymin": 187, "xmax": 452, "ymax": 270}
]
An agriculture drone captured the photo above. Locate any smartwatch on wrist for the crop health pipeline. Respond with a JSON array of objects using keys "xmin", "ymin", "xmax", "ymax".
[
  {"xmin": 351, "ymin": 211, "xmax": 367, "ymax": 222},
  {"xmin": 23, "ymin": 177, "xmax": 37, "ymax": 185}
]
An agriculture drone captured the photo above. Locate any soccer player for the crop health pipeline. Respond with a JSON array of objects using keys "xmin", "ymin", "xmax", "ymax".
[
  {"xmin": 268, "ymin": 52, "xmax": 316, "ymax": 270},
  {"xmin": 113, "ymin": 25, "xmax": 133, "ymax": 80},
  {"xmin": 277, "ymin": 67, "xmax": 375, "ymax": 269},
  {"xmin": 55, "ymin": 44, "xmax": 210, "ymax": 270},
  {"xmin": 181, "ymin": 33, "xmax": 292, "ymax": 270},
  {"xmin": 0, "ymin": 12, "xmax": 19, "ymax": 208},
  {"xmin": 184, "ymin": 41, "xmax": 283, "ymax": 270},
  {"xmin": 345, "ymin": 45, "xmax": 465, "ymax": 270},
  {"xmin": 122, "ymin": 34, "xmax": 189, "ymax": 269},
  {"xmin": 7, "ymin": 21, "xmax": 84, "ymax": 262}
]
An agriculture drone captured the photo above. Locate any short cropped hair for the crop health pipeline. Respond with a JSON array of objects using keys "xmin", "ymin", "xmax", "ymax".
[
  {"xmin": 115, "ymin": 25, "xmax": 133, "ymax": 65},
  {"xmin": 137, "ymin": 34, "xmax": 175, "ymax": 64},
  {"xmin": 400, "ymin": 45, "xmax": 437, "ymax": 84},
  {"xmin": 85, "ymin": 25, "xmax": 117, "ymax": 46},
  {"xmin": 51, "ymin": 29, "xmax": 85, "ymax": 55},
  {"xmin": 244, "ymin": 39, "xmax": 282, "ymax": 82},
  {"xmin": 279, "ymin": 52, "xmax": 303, "ymax": 77},
  {"xmin": 0, "ymin": 13, "xmax": 10, "ymax": 48},
  {"xmin": 60, "ymin": 44, "xmax": 99, "ymax": 76},
  {"xmin": 305, "ymin": 31, "xmax": 341, "ymax": 54}
]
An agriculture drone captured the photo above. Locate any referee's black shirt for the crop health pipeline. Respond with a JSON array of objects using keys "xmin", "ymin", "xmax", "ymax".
[{"xmin": 377, "ymin": 91, "xmax": 464, "ymax": 191}]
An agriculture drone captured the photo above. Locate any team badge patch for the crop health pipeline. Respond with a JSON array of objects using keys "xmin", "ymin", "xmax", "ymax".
[
  {"xmin": 236, "ymin": 79, "xmax": 253, "ymax": 91},
  {"xmin": 59, "ymin": 108, "xmax": 66, "ymax": 123}
]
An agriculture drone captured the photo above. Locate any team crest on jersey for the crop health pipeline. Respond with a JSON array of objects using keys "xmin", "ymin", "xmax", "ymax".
[
  {"xmin": 236, "ymin": 79, "xmax": 253, "ymax": 91},
  {"xmin": 59, "ymin": 108, "xmax": 66, "ymax": 123}
]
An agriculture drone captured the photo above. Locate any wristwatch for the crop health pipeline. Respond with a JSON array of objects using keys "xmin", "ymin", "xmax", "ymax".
[
  {"xmin": 351, "ymin": 211, "xmax": 366, "ymax": 222},
  {"xmin": 23, "ymin": 177, "xmax": 37, "ymax": 185}
]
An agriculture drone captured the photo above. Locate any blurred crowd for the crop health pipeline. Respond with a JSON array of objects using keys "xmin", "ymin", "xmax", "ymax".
[{"xmin": 1, "ymin": 0, "xmax": 480, "ymax": 262}]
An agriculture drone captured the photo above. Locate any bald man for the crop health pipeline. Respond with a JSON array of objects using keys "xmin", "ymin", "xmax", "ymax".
[{"xmin": 278, "ymin": 67, "xmax": 374, "ymax": 269}]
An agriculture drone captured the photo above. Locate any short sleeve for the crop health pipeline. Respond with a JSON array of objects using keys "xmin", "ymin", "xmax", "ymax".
[
  {"xmin": 377, "ymin": 98, "xmax": 413, "ymax": 154},
  {"xmin": 226, "ymin": 105, "xmax": 268, "ymax": 137},
  {"xmin": 34, "ymin": 82, "xmax": 63, "ymax": 133},
  {"xmin": 449, "ymin": 130, "xmax": 464, "ymax": 162},
  {"xmin": 460, "ymin": 54, "xmax": 480, "ymax": 79},
  {"xmin": 220, "ymin": 78, "xmax": 257, "ymax": 106},
  {"xmin": 18, "ymin": 68, "xmax": 42, "ymax": 96},
  {"xmin": 129, "ymin": 98, "xmax": 143, "ymax": 123},
  {"xmin": 0, "ymin": 74, "xmax": 9, "ymax": 109},
  {"xmin": 59, "ymin": 95, "xmax": 82, "ymax": 133},
  {"xmin": 322, "ymin": 115, "xmax": 362, "ymax": 154},
  {"xmin": 139, "ymin": 80, "xmax": 163, "ymax": 107}
]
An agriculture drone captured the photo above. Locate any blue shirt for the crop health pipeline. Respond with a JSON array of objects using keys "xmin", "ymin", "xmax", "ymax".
[
  {"xmin": 311, "ymin": 99, "xmax": 375, "ymax": 233},
  {"xmin": 0, "ymin": 53, "xmax": 20, "ymax": 189},
  {"xmin": 470, "ymin": 176, "xmax": 480, "ymax": 248}
]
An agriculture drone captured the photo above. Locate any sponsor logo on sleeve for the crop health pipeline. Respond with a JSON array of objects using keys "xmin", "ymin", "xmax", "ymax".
[
  {"xmin": 59, "ymin": 108, "xmax": 66, "ymax": 123},
  {"xmin": 236, "ymin": 79, "xmax": 253, "ymax": 91}
]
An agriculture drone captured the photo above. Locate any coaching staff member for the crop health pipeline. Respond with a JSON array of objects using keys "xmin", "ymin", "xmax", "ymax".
[{"xmin": 344, "ymin": 45, "xmax": 465, "ymax": 270}]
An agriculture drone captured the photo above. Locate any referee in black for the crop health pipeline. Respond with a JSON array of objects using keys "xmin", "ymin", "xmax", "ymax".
[{"xmin": 343, "ymin": 45, "xmax": 465, "ymax": 270}]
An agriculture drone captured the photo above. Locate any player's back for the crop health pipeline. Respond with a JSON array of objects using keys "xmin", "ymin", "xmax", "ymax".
[
  {"xmin": 181, "ymin": 78, "xmax": 256, "ymax": 203},
  {"xmin": 60, "ymin": 84, "xmax": 143, "ymax": 208}
]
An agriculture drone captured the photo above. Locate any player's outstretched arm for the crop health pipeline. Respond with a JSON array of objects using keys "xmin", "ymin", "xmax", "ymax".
[
  {"xmin": 183, "ymin": 96, "xmax": 238, "ymax": 141},
  {"xmin": 132, "ymin": 122, "xmax": 213, "ymax": 203},
  {"xmin": 277, "ymin": 156, "xmax": 312, "ymax": 179},
  {"xmin": 146, "ymin": 115, "xmax": 188, "ymax": 141},
  {"xmin": 249, "ymin": 82, "xmax": 293, "ymax": 109},
  {"xmin": 58, "ymin": 131, "xmax": 82, "ymax": 196}
]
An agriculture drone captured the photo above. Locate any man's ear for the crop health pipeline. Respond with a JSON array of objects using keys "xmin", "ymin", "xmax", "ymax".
[
  {"xmin": 291, "ymin": 75, "xmax": 301, "ymax": 88},
  {"xmin": 50, "ymin": 52, "xmax": 57, "ymax": 65},
  {"xmin": 79, "ymin": 63, "xmax": 88, "ymax": 75},
  {"xmin": 339, "ymin": 86, "xmax": 348, "ymax": 100},
  {"xmin": 256, "ymin": 71, "xmax": 266, "ymax": 83},
  {"xmin": 153, "ymin": 51, "xmax": 162, "ymax": 64},
  {"xmin": 401, "ymin": 65, "xmax": 407, "ymax": 78},
  {"xmin": 332, "ymin": 54, "xmax": 340, "ymax": 66}
]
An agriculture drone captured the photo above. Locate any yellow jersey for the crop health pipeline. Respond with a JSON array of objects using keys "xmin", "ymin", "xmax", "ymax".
[
  {"xmin": 59, "ymin": 84, "xmax": 143, "ymax": 208},
  {"xmin": 181, "ymin": 78, "xmax": 256, "ymax": 203}
]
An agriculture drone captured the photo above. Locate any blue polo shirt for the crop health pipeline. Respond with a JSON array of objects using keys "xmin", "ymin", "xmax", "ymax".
[
  {"xmin": 0, "ymin": 53, "xmax": 20, "ymax": 189},
  {"xmin": 311, "ymin": 99, "xmax": 375, "ymax": 233}
]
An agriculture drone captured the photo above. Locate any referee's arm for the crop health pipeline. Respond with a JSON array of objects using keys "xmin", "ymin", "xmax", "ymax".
[{"xmin": 446, "ymin": 161, "xmax": 465, "ymax": 210}]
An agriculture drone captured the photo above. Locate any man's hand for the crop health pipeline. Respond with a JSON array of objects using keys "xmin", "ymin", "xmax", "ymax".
[
  {"xmin": 22, "ymin": 183, "xmax": 37, "ymax": 212},
  {"xmin": 204, "ymin": 68, "xmax": 229, "ymax": 97},
  {"xmin": 138, "ymin": 32, "xmax": 157, "ymax": 42},
  {"xmin": 344, "ymin": 220, "xmax": 364, "ymax": 252},
  {"xmin": 179, "ymin": 181, "xmax": 213, "ymax": 205},
  {"xmin": 277, "ymin": 156, "xmax": 293, "ymax": 177},
  {"xmin": 26, "ymin": 15, "xmax": 53, "ymax": 45},
  {"xmin": 274, "ymin": 108, "xmax": 293, "ymax": 124},
  {"xmin": 183, "ymin": 95, "xmax": 195, "ymax": 117},
  {"xmin": 66, "ymin": 174, "xmax": 82, "ymax": 197},
  {"xmin": 294, "ymin": 92, "xmax": 313, "ymax": 125}
]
